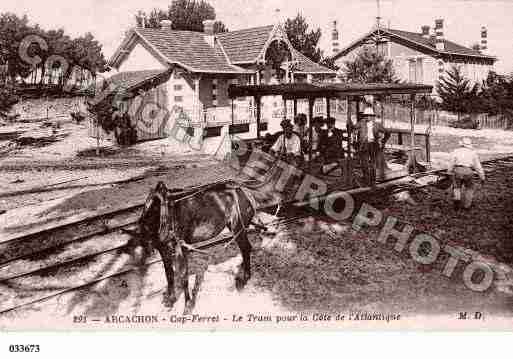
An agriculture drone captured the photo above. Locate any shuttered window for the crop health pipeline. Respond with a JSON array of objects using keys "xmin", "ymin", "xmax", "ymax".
[{"xmin": 408, "ymin": 59, "xmax": 424, "ymax": 83}]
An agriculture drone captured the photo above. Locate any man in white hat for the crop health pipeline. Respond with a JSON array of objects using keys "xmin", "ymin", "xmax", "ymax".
[
  {"xmin": 447, "ymin": 137, "xmax": 485, "ymax": 210},
  {"xmin": 356, "ymin": 104, "xmax": 390, "ymax": 186}
]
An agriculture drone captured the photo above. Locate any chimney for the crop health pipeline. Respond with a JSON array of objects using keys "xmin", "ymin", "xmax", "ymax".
[
  {"xmin": 136, "ymin": 12, "xmax": 146, "ymax": 28},
  {"xmin": 203, "ymin": 19, "xmax": 215, "ymax": 47},
  {"xmin": 434, "ymin": 19, "xmax": 445, "ymax": 51},
  {"xmin": 274, "ymin": 8, "xmax": 284, "ymax": 26},
  {"xmin": 421, "ymin": 25, "xmax": 430, "ymax": 39},
  {"xmin": 480, "ymin": 26, "xmax": 488, "ymax": 52},
  {"xmin": 160, "ymin": 19, "xmax": 172, "ymax": 30},
  {"xmin": 332, "ymin": 20, "xmax": 340, "ymax": 55}
]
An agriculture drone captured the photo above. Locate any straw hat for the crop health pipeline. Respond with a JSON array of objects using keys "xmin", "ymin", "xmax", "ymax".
[
  {"xmin": 459, "ymin": 137, "xmax": 473, "ymax": 148},
  {"xmin": 362, "ymin": 106, "xmax": 375, "ymax": 118}
]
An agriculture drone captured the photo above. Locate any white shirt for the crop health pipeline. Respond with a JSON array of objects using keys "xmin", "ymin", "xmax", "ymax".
[
  {"xmin": 312, "ymin": 128, "xmax": 321, "ymax": 151},
  {"xmin": 367, "ymin": 121, "xmax": 375, "ymax": 142},
  {"xmin": 271, "ymin": 133, "xmax": 301, "ymax": 156},
  {"xmin": 294, "ymin": 124, "xmax": 307, "ymax": 140},
  {"xmin": 447, "ymin": 147, "xmax": 485, "ymax": 180}
]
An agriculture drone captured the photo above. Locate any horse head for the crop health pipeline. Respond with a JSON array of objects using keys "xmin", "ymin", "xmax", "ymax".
[{"xmin": 124, "ymin": 181, "xmax": 170, "ymax": 254}]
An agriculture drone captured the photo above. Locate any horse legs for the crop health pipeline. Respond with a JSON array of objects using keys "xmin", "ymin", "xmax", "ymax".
[
  {"xmin": 235, "ymin": 230, "xmax": 252, "ymax": 290},
  {"xmin": 176, "ymin": 247, "xmax": 193, "ymax": 314},
  {"xmin": 155, "ymin": 242, "xmax": 176, "ymax": 309}
]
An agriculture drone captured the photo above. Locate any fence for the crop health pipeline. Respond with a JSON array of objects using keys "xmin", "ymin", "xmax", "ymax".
[{"xmin": 382, "ymin": 102, "xmax": 512, "ymax": 130}]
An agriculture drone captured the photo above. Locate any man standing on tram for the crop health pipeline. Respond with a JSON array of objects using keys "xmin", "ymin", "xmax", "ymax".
[{"xmin": 356, "ymin": 97, "xmax": 390, "ymax": 186}]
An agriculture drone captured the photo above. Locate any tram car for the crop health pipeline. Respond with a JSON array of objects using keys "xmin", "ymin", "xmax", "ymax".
[{"xmin": 227, "ymin": 82, "xmax": 442, "ymax": 205}]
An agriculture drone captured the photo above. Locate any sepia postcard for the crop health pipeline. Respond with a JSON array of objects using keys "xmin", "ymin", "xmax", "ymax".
[{"xmin": 0, "ymin": 0, "xmax": 512, "ymax": 335}]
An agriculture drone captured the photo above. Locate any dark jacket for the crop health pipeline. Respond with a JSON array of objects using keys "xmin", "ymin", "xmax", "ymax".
[{"xmin": 320, "ymin": 127, "xmax": 344, "ymax": 160}]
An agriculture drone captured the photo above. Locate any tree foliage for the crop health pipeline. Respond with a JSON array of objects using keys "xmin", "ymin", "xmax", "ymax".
[
  {"xmin": 342, "ymin": 48, "xmax": 397, "ymax": 83},
  {"xmin": 284, "ymin": 14, "xmax": 322, "ymax": 63},
  {"xmin": 478, "ymin": 71, "xmax": 513, "ymax": 117},
  {"xmin": 0, "ymin": 85, "xmax": 19, "ymax": 116},
  {"xmin": 0, "ymin": 13, "xmax": 37, "ymax": 83},
  {"xmin": 135, "ymin": 0, "xmax": 229, "ymax": 33},
  {"xmin": 0, "ymin": 12, "xmax": 108, "ymax": 91},
  {"xmin": 436, "ymin": 65, "xmax": 480, "ymax": 115}
]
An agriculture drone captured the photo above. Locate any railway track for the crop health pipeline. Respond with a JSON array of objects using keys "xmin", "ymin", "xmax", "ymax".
[
  {"xmin": 1, "ymin": 154, "xmax": 512, "ymax": 317},
  {"xmin": 0, "ymin": 209, "xmax": 313, "ymax": 315}
]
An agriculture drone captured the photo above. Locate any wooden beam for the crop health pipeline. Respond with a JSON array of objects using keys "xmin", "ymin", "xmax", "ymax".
[
  {"xmin": 256, "ymin": 96, "xmax": 261, "ymax": 139},
  {"xmin": 308, "ymin": 97, "xmax": 314, "ymax": 168},
  {"xmin": 346, "ymin": 97, "xmax": 353, "ymax": 186},
  {"xmin": 231, "ymin": 98, "xmax": 234, "ymax": 125},
  {"xmin": 409, "ymin": 94, "xmax": 416, "ymax": 174}
]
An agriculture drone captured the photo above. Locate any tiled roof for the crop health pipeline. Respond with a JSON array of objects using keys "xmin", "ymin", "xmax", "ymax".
[
  {"xmin": 334, "ymin": 28, "xmax": 496, "ymax": 61},
  {"xmin": 135, "ymin": 28, "xmax": 250, "ymax": 73},
  {"xmin": 112, "ymin": 25, "xmax": 334, "ymax": 75},
  {"xmin": 292, "ymin": 49, "xmax": 336, "ymax": 74},
  {"xmin": 89, "ymin": 69, "xmax": 170, "ymax": 107},
  {"xmin": 216, "ymin": 25, "xmax": 275, "ymax": 64},
  {"xmin": 387, "ymin": 29, "xmax": 493, "ymax": 58},
  {"xmin": 105, "ymin": 69, "xmax": 169, "ymax": 90}
]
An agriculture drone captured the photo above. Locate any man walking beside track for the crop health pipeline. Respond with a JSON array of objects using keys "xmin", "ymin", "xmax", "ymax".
[{"xmin": 447, "ymin": 137, "xmax": 486, "ymax": 210}]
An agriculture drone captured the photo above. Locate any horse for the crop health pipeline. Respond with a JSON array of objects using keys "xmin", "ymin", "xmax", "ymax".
[{"xmin": 127, "ymin": 180, "xmax": 260, "ymax": 313}]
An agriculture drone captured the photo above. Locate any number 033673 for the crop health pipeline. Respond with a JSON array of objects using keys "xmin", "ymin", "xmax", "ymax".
[{"xmin": 8, "ymin": 344, "xmax": 40, "ymax": 353}]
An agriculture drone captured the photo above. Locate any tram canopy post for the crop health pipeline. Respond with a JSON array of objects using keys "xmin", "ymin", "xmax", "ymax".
[
  {"xmin": 231, "ymin": 98, "xmax": 234, "ymax": 125},
  {"xmin": 345, "ymin": 96, "xmax": 353, "ymax": 186},
  {"xmin": 409, "ymin": 94, "xmax": 416, "ymax": 173},
  {"xmin": 283, "ymin": 97, "xmax": 288, "ymax": 120},
  {"xmin": 256, "ymin": 95, "xmax": 262, "ymax": 139},
  {"xmin": 326, "ymin": 97, "xmax": 331, "ymax": 119},
  {"xmin": 293, "ymin": 99, "xmax": 298, "ymax": 117},
  {"xmin": 380, "ymin": 95, "xmax": 385, "ymax": 126},
  {"xmin": 308, "ymin": 97, "xmax": 314, "ymax": 169}
]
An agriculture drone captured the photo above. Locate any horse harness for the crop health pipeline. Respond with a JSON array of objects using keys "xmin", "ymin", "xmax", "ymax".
[{"xmin": 152, "ymin": 181, "xmax": 256, "ymax": 256}]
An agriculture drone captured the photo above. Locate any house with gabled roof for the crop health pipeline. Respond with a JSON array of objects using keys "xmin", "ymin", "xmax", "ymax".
[
  {"xmin": 102, "ymin": 19, "xmax": 335, "ymax": 148},
  {"xmin": 332, "ymin": 19, "xmax": 497, "ymax": 93}
]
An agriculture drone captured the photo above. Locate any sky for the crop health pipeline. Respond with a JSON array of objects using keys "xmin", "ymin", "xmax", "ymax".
[{"xmin": 3, "ymin": 0, "xmax": 513, "ymax": 74}]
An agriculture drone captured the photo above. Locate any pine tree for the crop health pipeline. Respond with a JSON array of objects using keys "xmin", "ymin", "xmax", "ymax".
[
  {"xmin": 284, "ymin": 14, "xmax": 323, "ymax": 63},
  {"xmin": 436, "ymin": 65, "xmax": 480, "ymax": 119},
  {"xmin": 342, "ymin": 47, "xmax": 397, "ymax": 83}
]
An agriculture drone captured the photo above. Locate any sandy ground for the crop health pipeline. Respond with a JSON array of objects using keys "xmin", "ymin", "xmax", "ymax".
[{"xmin": 0, "ymin": 119, "xmax": 512, "ymax": 330}]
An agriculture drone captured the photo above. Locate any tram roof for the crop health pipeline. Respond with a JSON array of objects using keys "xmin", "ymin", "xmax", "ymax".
[
  {"xmin": 228, "ymin": 83, "xmax": 335, "ymax": 99},
  {"xmin": 228, "ymin": 82, "xmax": 433, "ymax": 99}
]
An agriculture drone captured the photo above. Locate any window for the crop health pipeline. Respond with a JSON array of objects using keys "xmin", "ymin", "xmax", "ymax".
[
  {"xmin": 174, "ymin": 84, "xmax": 183, "ymax": 91},
  {"xmin": 409, "ymin": 60, "xmax": 416, "ymax": 83},
  {"xmin": 174, "ymin": 96, "xmax": 183, "ymax": 102},
  {"xmin": 416, "ymin": 58, "xmax": 423, "ymax": 83},
  {"xmin": 408, "ymin": 58, "xmax": 424, "ymax": 83}
]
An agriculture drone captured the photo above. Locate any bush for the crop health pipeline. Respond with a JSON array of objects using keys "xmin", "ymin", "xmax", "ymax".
[
  {"xmin": 0, "ymin": 85, "xmax": 20, "ymax": 117},
  {"xmin": 448, "ymin": 115, "xmax": 479, "ymax": 129}
]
